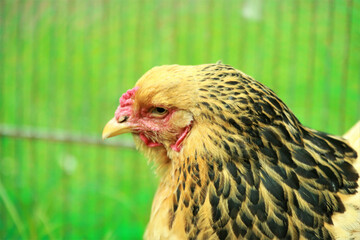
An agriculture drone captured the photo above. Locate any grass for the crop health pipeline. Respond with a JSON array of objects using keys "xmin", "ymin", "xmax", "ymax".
[
  {"xmin": 0, "ymin": 0, "xmax": 359, "ymax": 239},
  {"xmin": 0, "ymin": 180, "xmax": 26, "ymax": 239}
]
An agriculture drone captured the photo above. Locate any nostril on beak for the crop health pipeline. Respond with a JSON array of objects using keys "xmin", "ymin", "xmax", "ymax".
[{"xmin": 117, "ymin": 115, "xmax": 128, "ymax": 123}]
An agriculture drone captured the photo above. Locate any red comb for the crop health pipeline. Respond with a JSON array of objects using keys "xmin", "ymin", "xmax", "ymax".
[
  {"xmin": 120, "ymin": 86, "xmax": 139, "ymax": 107},
  {"xmin": 115, "ymin": 86, "xmax": 139, "ymax": 121}
]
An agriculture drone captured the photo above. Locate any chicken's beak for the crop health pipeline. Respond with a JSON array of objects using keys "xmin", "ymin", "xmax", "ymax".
[{"xmin": 102, "ymin": 117, "xmax": 132, "ymax": 139}]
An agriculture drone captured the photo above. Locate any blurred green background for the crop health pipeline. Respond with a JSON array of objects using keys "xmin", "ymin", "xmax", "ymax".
[{"xmin": 0, "ymin": 0, "xmax": 359, "ymax": 239}]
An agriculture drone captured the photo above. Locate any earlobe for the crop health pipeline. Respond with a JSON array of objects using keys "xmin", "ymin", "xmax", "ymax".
[{"xmin": 170, "ymin": 122, "xmax": 193, "ymax": 152}]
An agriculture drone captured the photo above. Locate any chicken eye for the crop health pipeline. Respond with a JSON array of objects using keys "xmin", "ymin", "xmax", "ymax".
[{"xmin": 151, "ymin": 107, "xmax": 168, "ymax": 116}]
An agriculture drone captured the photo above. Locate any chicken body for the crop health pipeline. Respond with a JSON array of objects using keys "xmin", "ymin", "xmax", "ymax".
[{"xmin": 103, "ymin": 63, "xmax": 360, "ymax": 240}]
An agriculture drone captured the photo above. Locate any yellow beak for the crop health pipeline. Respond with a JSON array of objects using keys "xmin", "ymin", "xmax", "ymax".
[{"xmin": 102, "ymin": 117, "xmax": 133, "ymax": 139}]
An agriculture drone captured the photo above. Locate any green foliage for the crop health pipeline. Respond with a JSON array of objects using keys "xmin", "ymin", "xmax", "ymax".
[{"xmin": 0, "ymin": 0, "xmax": 359, "ymax": 239}]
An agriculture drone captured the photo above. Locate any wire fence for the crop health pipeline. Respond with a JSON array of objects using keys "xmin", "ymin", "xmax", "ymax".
[{"xmin": 1, "ymin": 0, "xmax": 359, "ymax": 239}]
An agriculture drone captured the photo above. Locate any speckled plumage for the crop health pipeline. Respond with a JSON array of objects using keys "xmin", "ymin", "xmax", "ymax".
[{"xmin": 103, "ymin": 63, "xmax": 360, "ymax": 240}]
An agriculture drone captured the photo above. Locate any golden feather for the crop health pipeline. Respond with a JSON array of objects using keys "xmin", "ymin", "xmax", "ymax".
[{"xmin": 104, "ymin": 63, "xmax": 360, "ymax": 240}]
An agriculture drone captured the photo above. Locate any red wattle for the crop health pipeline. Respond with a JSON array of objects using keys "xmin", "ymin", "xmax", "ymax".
[{"xmin": 139, "ymin": 133, "xmax": 162, "ymax": 147}]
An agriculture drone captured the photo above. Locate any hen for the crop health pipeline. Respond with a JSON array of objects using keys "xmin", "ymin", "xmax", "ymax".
[{"xmin": 103, "ymin": 63, "xmax": 360, "ymax": 240}]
